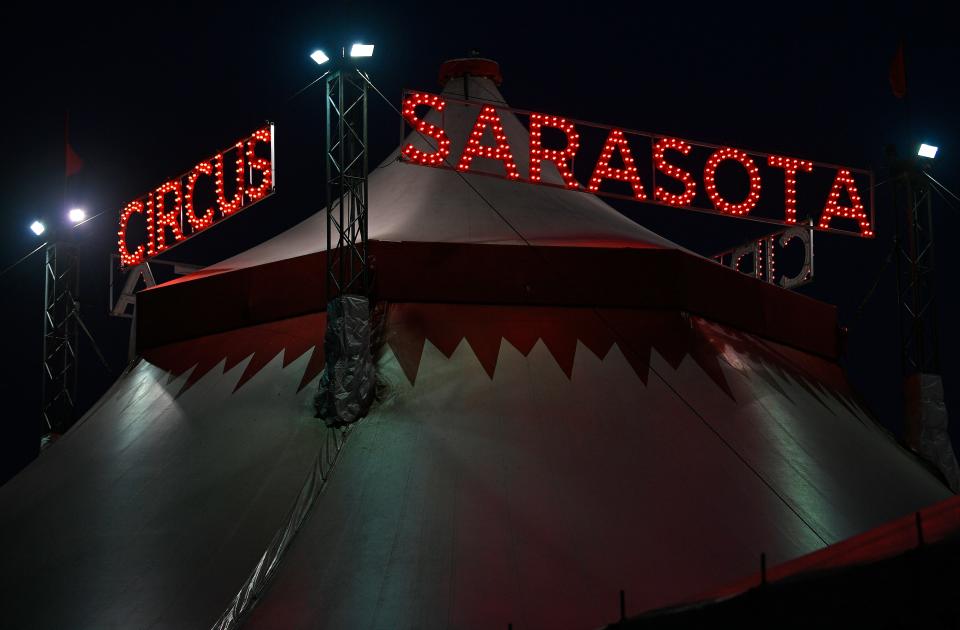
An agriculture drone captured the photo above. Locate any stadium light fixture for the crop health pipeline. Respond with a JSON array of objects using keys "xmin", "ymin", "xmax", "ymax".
[
  {"xmin": 918, "ymin": 143, "xmax": 938, "ymax": 159},
  {"xmin": 310, "ymin": 50, "xmax": 330, "ymax": 65},
  {"xmin": 30, "ymin": 220, "xmax": 45, "ymax": 236},
  {"xmin": 350, "ymin": 43, "xmax": 374, "ymax": 58},
  {"xmin": 68, "ymin": 208, "xmax": 86, "ymax": 223}
]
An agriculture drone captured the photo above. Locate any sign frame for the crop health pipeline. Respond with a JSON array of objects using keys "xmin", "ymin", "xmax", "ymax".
[
  {"xmin": 401, "ymin": 91, "xmax": 875, "ymax": 238},
  {"xmin": 117, "ymin": 123, "xmax": 276, "ymax": 268}
]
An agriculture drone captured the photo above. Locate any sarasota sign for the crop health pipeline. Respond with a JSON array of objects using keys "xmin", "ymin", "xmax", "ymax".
[{"xmin": 401, "ymin": 91, "xmax": 874, "ymax": 238}]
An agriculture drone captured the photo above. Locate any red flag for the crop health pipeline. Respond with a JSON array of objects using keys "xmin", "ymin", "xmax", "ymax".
[
  {"xmin": 889, "ymin": 42, "xmax": 906, "ymax": 98},
  {"xmin": 65, "ymin": 141, "xmax": 83, "ymax": 177},
  {"xmin": 65, "ymin": 111, "xmax": 83, "ymax": 177}
]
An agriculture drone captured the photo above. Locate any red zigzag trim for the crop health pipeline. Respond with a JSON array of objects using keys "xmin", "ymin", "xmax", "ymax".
[{"xmin": 141, "ymin": 305, "xmax": 853, "ymax": 413}]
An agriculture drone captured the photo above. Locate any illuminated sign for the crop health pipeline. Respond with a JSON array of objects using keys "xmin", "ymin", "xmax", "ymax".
[
  {"xmin": 714, "ymin": 225, "xmax": 814, "ymax": 289},
  {"xmin": 117, "ymin": 124, "xmax": 275, "ymax": 267},
  {"xmin": 401, "ymin": 91, "xmax": 874, "ymax": 238}
]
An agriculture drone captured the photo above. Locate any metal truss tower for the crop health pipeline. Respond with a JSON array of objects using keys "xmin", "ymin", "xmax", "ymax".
[
  {"xmin": 324, "ymin": 67, "xmax": 369, "ymax": 300},
  {"xmin": 890, "ymin": 159, "xmax": 960, "ymax": 491},
  {"xmin": 893, "ymin": 168, "xmax": 939, "ymax": 376},
  {"xmin": 40, "ymin": 242, "xmax": 80, "ymax": 436}
]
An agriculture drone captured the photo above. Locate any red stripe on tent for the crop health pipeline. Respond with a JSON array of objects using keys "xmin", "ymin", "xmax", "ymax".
[
  {"xmin": 653, "ymin": 316, "xmax": 693, "ymax": 370},
  {"xmin": 464, "ymin": 328, "xmax": 505, "ymax": 379},
  {"xmin": 182, "ymin": 353, "xmax": 228, "ymax": 393},
  {"xmin": 688, "ymin": 492, "xmax": 960, "ymax": 607},
  {"xmin": 137, "ymin": 242, "xmax": 842, "ymax": 365},
  {"xmin": 386, "ymin": 306, "xmax": 429, "ymax": 385},
  {"xmin": 234, "ymin": 348, "xmax": 285, "ymax": 392},
  {"xmin": 502, "ymin": 326, "xmax": 540, "ymax": 357},
  {"xmin": 142, "ymin": 304, "xmax": 853, "ymax": 417},
  {"xmin": 283, "ymin": 335, "xmax": 318, "ymax": 368},
  {"xmin": 234, "ymin": 317, "xmax": 327, "ymax": 391},
  {"xmin": 689, "ymin": 337, "xmax": 735, "ymax": 400},
  {"xmin": 577, "ymin": 320, "xmax": 616, "ymax": 361},
  {"xmin": 540, "ymin": 328, "xmax": 579, "ymax": 378},
  {"xmin": 143, "ymin": 313, "xmax": 327, "ymax": 395},
  {"xmin": 426, "ymin": 321, "xmax": 466, "ymax": 359},
  {"xmin": 387, "ymin": 333, "xmax": 426, "ymax": 385},
  {"xmin": 297, "ymin": 347, "xmax": 326, "ymax": 392}
]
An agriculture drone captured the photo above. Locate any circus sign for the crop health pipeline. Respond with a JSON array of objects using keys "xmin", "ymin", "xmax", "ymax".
[
  {"xmin": 117, "ymin": 124, "xmax": 275, "ymax": 267},
  {"xmin": 401, "ymin": 91, "xmax": 874, "ymax": 238},
  {"xmin": 714, "ymin": 225, "xmax": 815, "ymax": 289}
]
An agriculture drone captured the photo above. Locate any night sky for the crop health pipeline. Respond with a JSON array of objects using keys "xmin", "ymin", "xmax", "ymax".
[{"xmin": 1, "ymin": 2, "xmax": 958, "ymax": 485}]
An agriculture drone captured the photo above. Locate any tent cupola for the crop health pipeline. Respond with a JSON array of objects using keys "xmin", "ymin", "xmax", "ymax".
[{"xmin": 439, "ymin": 55, "xmax": 502, "ymax": 87}]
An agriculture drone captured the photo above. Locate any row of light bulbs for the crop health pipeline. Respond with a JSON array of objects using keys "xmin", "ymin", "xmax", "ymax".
[
  {"xmin": 455, "ymin": 104, "xmax": 520, "ymax": 179},
  {"xmin": 587, "ymin": 129, "xmax": 647, "ymax": 199},
  {"xmin": 118, "ymin": 126, "xmax": 273, "ymax": 266},
  {"xmin": 402, "ymin": 92, "xmax": 451, "ymax": 166},
  {"xmin": 819, "ymin": 169, "xmax": 872, "ymax": 236},
  {"xmin": 767, "ymin": 156, "xmax": 813, "ymax": 224},
  {"xmin": 529, "ymin": 114, "xmax": 580, "ymax": 188},
  {"xmin": 402, "ymin": 95, "xmax": 870, "ymax": 234}
]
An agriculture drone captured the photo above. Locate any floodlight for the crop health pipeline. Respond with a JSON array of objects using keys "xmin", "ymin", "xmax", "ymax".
[
  {"xmin": 68, "ymin": 208, "xmax": 86, "ymax": 223},
  {"xmin": 918, "ymin": 143, "xmax": 938, "ymax": 159},
  {"xmin": 349, "ymin": 43, "xmax": 374, "ymax": 58},
  {"xmin": 30, "ymin": 220, "xmax": 45, "ymax": 236},
  {"xmin": 310, "ymin": 50, "xmax": 330, "ymax": 65}
]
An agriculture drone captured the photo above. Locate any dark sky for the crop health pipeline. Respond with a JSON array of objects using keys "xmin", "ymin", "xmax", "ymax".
[{"xmin": 1, "ymin": 1, "xmax": 958, "ymax": 484}]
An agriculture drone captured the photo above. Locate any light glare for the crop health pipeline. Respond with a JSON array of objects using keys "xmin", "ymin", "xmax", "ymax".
[
  {"xmin": 350, "ymin": 43, "xmax": 374, "ymax": 57},
  {"xmin": 918, "ymin": 143, "xmax": 938, "ymax": 159},
  {"xmin": 68, "ymin": 208, "xmax": 86, "ymax": 223},
  {"xmin": 310, "ymin": 50, "xmax": 329, "ymax": 65},
  {"xmin": 30, "ymin": 220, "xmax": 45, "ymax": 236}
]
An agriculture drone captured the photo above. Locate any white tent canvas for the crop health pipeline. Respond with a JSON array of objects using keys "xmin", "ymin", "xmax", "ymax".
[{"xmin": 0, "ymin": 60, "xmax": 949, "ymax": 629}]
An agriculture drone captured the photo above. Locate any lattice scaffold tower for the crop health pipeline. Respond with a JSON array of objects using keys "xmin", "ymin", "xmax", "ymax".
[
  {"xmin": 324, "ymin": 65, "xmax": 369, "ymax": 300},
  {"xmin": 892, "ymin": 164, "xmax": 940, "ymax": 376},
  {"xmin": 40, "ymin": 241, "xmax": 80, "ymax": 436}
]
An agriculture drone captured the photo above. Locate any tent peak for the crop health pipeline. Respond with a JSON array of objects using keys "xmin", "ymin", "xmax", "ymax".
[{"xmin": 439, "ymin": 56, "xmax": 502, "ymax": 87}]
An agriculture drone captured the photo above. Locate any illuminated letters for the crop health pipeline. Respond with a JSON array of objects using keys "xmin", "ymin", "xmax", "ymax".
[
  {"xmin": 401, "ymin": 92, "xmax": 451, "ymax": 166},
  {"xmin": 215, "ymin": 142, "xmax": 245, "ymax": 215},
  {"xmin": 117, "ymin": 200, "xmax": 146, "ymax": 267},
  {"xmin": 456, "ymin": 104, "xmax": 520, "ymax": 179},
  {"xmin": 819, "ymin": 168, "xmax": 873, "ymax": 237},
  {"xmin": 653, "ymin": 137, "xmax": 696, "ymax": 207},
  {"xmin": 588, "ymin": 129, "xmax": 647, "ymax": 200},
  {"xmin": 768, "ymin": 156, "xmax": 813, "ymax": 224},
  {"xmin": 185, "ymin": 161, "xmax": 215, "ymax": 231},
  {"xmin": 529, "ymin": 113, "xmax": 580, "ymax": 188},
  {"xmin": 400, "ymin": 90, "xmax": 875, "ymax": 238},
  {"xmin": 117, "ymin": 125, "xmax": 275, "ymax": 266},
  {"xmin": 151, "ymin": 180, "xmax": 185, "ymax": 254},
  {"xmin": 246, "ymin": 128, "xmax": 273, "ymax": 202},
  {"xmin": 703, "ymin": 147, "xmax": 761, "ymax": 216}
]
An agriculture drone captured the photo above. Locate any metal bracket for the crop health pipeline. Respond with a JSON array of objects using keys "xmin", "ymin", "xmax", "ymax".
[
  {"xmin": 713, "ymin": 223, "xmax": 814, "ymax": 290},
  {"xmin": 109, "ymin": 256, "xmax": 202, "ymax": 361}
]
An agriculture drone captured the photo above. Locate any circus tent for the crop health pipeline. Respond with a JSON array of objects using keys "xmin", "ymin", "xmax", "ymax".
[{"xmin": 0, "ymin": 58, "xmax": 951, "ymax": 629}]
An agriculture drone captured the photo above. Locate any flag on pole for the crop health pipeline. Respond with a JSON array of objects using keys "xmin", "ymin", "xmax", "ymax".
[
  {"xmin": 66, "ymin": 141, "xmax": 83, "ymax": 177},
  {"xmin": 65, "ymin": 112, "xmax": 83, "ymax": 176},
  {"xmin": 889, "ymin": 41, "xmax": 907, "ymax": 98}
]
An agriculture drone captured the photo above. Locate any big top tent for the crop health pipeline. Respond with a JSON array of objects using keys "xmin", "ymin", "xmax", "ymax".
[{"xmin": 0, "ymin": 58, "xmax": 952, "ymax": 629}]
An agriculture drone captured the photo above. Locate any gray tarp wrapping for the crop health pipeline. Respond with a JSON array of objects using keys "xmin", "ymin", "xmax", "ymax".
[
  {"xmin": 907, "ymin": 373, "xmax": 960, "ymax": 492},
  {"xmin": 315, "ymin": 295, "xmax": 375, "ymax": 426}
]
